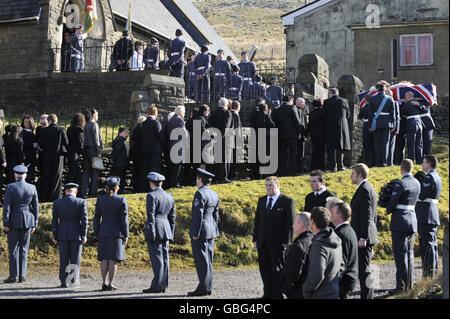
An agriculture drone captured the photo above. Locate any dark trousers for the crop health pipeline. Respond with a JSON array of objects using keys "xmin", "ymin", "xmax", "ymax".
[
  {"xmin": 392, "ymin": 231, "xmax": 415, "ymax": 290},
  {"xmin": 215, "ymin": 143, "xmax": 232, "ymax": 182},
  {"xmin": 327, "ymin": 147, "xmax": 344, "ymax": 171},
  {"xmin": 58, "ymin": 240, "xmax": 82, "ymax": 284},
  {"xmin": 278, "ymin": 138, "xmax": 298, "ymax": 176},
  {"xmin": 170, "ymin": 61, "xmax": 184, "ymax": 78},
  {"xmin": 41, "ymin": 154, "xmax": 64, "ymax": 202},
  {"xmin": 418, "ymin": 224, "xmax": 438, "ymax": 278},
  {"xmin": 339, "ymin": 281, "xmax": 352, "ymax": 299},
  {"xmin": 310, "ymin": 135, "xmax": 326, "ymax": 171},
  {"xmin": 132, "ymin": 158, "xmax": 143, "ymax": 193},
  {"xmin": 297, "ymin": 137, "xmax": 305, "ymax": 173},
  {"xmin": 67, "ymin": 152, "xmax": 83, "ymax": 187},
  {"xmin": 387, "ymin": 131, "xmax": 396, "ymax": 166},
  {"xmin": 81, "ymin": 147, "xmax": 99, "ymax": 198},
  {"xmin": 362, "ymin": 123, "xmax": 375, "ymax": 167},
  {"xmin": 422, "ymin": 129, "xmax": 433, "ymax": 156},
  {"xmin": 147, "ymin": 239, "xmax": 170, "ymax": 290},
  {"xmin": 196, "ymin": 75, "xmax": 210, "ymax": 103},
  {"xmin": 141, "ymin": 153, "xmax": 162, "ymax": 191},
  {"xmin": 191, "ymin": 238, "xmax": 215, "ymax": 293},
  {"xmin": 187, "ymin": 79, "xmax": 197, "ymax": 100},
  {"xmin": 406, "ymin": 127, "xmax": 423, "ymax": 164},
  {"xmin": 373, "ymin": 128, "xmax": 390, "ymax": 167},
  {"xmin": 257, "ymin": 243, "xmax": 285, "ymax": 298},
  {"xmin": 213, "ymin": 78, "xmax": 226, "ymax": 101},
  {"xmin": 112, "ymin": 167, "xmax": 127, "ymax": 192},
  {"xmin": 394, "ymin": 131, "xmax": 406, "ymax": 165},
  {"xmin": 358, "ymin": 245, "xmax": 374, "ymax": 299},
  {"xmin": 24, "ymin": 150, "xmax": 36, "ymax": 184},
  {"xmin": 167, "ymin": 162, "xmax": 182, "ymax": 189},
  {"xmin": 7, "ymin": 228, "xmax": 31, "ymax": 278}
]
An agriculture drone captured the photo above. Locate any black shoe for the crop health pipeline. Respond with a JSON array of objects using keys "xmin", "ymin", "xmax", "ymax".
[
  {"xmin": 106, "ymin": 284, "xmax": 118, "ymax": 291},
  {"xmin": 143, "ymin": 287, "xmax": 166, "ymax": 294},
  {"xmin": 3, "ymin": 277, "xmax": 17, "ymax": 283},
  {"xmin": 187, "ymin": 290, "xmax": 210, "ymax": 297},
  {"xmin": 18, "ymin": 276, "xmax": 26, "ymax": 283},
  {"xmin": 58, "ymin": 283, "xmax": 68, "ymax": 288},
  {"xmin": 101, "ymin": 284, "xmax": 108, "ymax": 291}
]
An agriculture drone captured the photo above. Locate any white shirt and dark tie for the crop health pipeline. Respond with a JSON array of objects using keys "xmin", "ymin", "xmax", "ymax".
[{"xmin": 266, "ymin": 192, "xmax": 281, "ymax": 210}]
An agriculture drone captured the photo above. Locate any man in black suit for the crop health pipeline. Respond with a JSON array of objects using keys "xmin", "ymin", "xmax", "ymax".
[
  {"xmin": 229, "ymin": 100, "xmax": 243, "ymax": 180},
  {"xmin": 38, "ymin": 114, "xmax": 68, "ymax": 202},
  {"xmin": 304, "ymin": 170, "xmax": 336, "ymax": 212},
  {"xmin": 253, "ymin": 176, "xmax": 296, "ymax": 299},
  {"xmin": 208, "ymin": 98, "xmax": 233, "ymax": 183},
  {"xmin": 330, "ymin": 201, "xmax": 359, "ymax": 299},
  {"xmin": 307, "ymin": 99, "xmax": 326, "ymax": 171},
  {"xmin": 323, "ymin": 88, "xmax": 351, "ymax": 171},
  {"xmin": 113, "ymin": 30, "xmax": 134, "ymax": 71},
  {"xmin": 350, "ymin": 163, "xmax": 379, "ymax": 299},
  {"xmin": 166, "ymin": 106, "xmax": 188, "ymax": 189},
  {"xmin": 111, "ymin": 128, "xmax": 129, "ymax": 194},
  {"xmin": 129, "ymin": 116, "xmax": 146, "ymax": 193},
  {"xmin": 271, "ymin": 95, "xmax": 302, "ymax": 176},
  {"xmin": 141, "ymin": 106, "xmax": 164, "ymax": 192},
  {"xmin": 295, "ymin": 98, "xmax": 308, "ymax": 173}
]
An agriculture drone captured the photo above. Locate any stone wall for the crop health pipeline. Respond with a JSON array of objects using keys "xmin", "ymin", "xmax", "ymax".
[{"xmin": 431, "ymin": 97, "xmax": 449, "ymax": 138}]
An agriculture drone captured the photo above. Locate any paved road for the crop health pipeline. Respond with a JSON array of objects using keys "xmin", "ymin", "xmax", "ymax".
[{"xmin": 0, "ymin": 261, "xmax": 423, "ymax": 299}]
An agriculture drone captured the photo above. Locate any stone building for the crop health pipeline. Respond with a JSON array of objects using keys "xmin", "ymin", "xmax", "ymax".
[{"xmin": 281, "ymin": 0, "xmax": 449, "ymax": 97}]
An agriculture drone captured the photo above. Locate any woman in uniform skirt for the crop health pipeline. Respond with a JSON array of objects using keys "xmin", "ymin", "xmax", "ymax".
[{"xmin": 93, "ymin": 176, "xmax": 129, "ymax": 291}]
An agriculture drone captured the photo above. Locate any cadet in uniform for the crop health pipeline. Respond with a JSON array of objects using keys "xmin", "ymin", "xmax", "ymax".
[
  {"xmin": 386, "ymin": 159, "xmax": 420, "ymax": 294},
  {"xmin": 416, "ymin": 155, "xmax": 441, "ymax": 278},
  {"xmin": 212, "ymin": 49, "xmax": 231, "ymax": 101},
  {"xmin": 188, "ymin": 169, "xmax": 220, "ymax": 297},
  {"xmin": 226, "ymin": 64, "xmax": 243, "ymax": 101},
  {"xmin": 168, "ymin": 29, "xmax": 186, "ymax": 78},
  {"xmin": 265, "ymin": 76, "xmax": 284, "ymax": 109},
  {"xmin": 143, "ymin": 172, "xmax": 176, "ymax": 294},
  {"xmin": 194, "ymin": 46, "xmax": 211, "ymax": 103},
  {"xmin": 143, "ymin": 37, "xmax": 160, "ymax": 70},
  {"xmin": 186, "ymin": 52, "xmax": 197, "ymax": 100},
  {"xmin": 251, "ymin": 74, "xmax": 266, "ymax": 99},
  {"xmin": 70, "ymin": 24, "xmax": 87, "ymax": 72},
  {"xmin": 2, "ymin": 165, "xmax": 39, "ymax": 283},
  {"xmin": 387, "ymin": 89, "xmax": 400, "ymax": 166},
  {"xmin": 51, "ymin": 183, "xmax": 88, "ymax": 288},
  {"xmin": 419, "ymin": 101, "xmax": 435, "ymax": 157},
  {"xmin": 394, "ymin": 101, "xmax": 407, "ymax": 165},
  {"xmin": 238, "ymin": 51, "xmax": 256, "ymax": 100},
  {"xmin": 401, "ymin": 91, "xmax": 425, "ymax": 164},
  {"xmin": 93, "ymin": 177, "xmax": 129, "ymax": 291},
  {"xmin": 368, "ymin": 82, "xmax": 395, "ymax": 167}
]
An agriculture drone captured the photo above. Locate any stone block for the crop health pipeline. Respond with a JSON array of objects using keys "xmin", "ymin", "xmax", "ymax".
[
  {"xmin": 129, "ymin": 90, "xmax": 150, "ymax": 104},
  {"xmin": 143, "ymin": 73, "xmax": 185, "ymax": 89}
]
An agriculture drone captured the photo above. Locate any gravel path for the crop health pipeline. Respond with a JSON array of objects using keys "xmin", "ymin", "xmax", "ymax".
[{"xmin": 0, "ymin": 261, "xmax": 424, "ymax": 299}]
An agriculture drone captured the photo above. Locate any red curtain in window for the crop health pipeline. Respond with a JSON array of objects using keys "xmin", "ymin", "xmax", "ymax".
[
  {"xmin": 401, "ymin": 36, "xmax": 416, "ymax": 65},
  {"xmin": 418, "ymin": 35, "xmax": 432, "ymax": 64}
]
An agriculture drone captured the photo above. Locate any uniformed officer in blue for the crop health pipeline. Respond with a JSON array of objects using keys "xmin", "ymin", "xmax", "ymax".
[
  {"xmin": 51, "ymin": 183, "xmax": 88, "ymax": 288},
  {"xmin": 385, "ymin": 159, "xmax": 421, "ymax": 295},
  {"xmin": 70, "ymin": 24, "xmax": 88, "ymax": 73},
  {"xmin": 419, "ymin": 100, "xmax": 435, "ymax": 157},
  {"xmin": 368, "ymin": 82, "xmax": 395, "ymax": 167},
  {"xmin": 238, "ymin": 51, "xmax": 256, "ymax": 100},
  {"xmin": 387, "ymin": 89, "xmax": 400, "ymax": 166},
  {"xmin": 251, "ymin": 74, "xmax": 266, "ymax": 99},
  {"xmin": 415, "ymin": 155, "xmax": 442, "ymax": 278},
  {"xmin": 143, "ymin": 37, "xmax": 160, "ymax": 70},
  {"xmin": 143, "ymin": 172, "xmax": 176, "ymax": 294},
  {"xmin": 186, "ymin": 52, "xmax": 197, "ymax": 100},
  {"xmin": 93, "ymin": 176, "xmax": 129, "ymax": 291},
  {"xmin": 187, "ymin": 168, "xmax": 220, "ymax": 297},
  {"xmin": 194, "ymin": 46, "xmax": 211, "ymax": 103},
  {"xmin": 2, "ymin": 165, "xmax": 39, "ymax": 283},
  {"xmin": 401, "ymin": 91, "xmax": 426, "ymax": 164},
  {"xmin": 213, "ymin": 49, "xmax": 232, "ymax": 101},
  {"xmin": 265, "ymin": 75, "xmax": 284, "ymax": 109},
  {"xmin": 167, "ymin": 29, "xmax": 186, "ymax": 78},
  {"xmin": 226, "ymin": 64, "xmax": 243, "ymax": 101}
]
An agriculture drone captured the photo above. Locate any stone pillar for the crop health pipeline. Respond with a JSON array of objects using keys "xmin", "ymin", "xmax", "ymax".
[
  {"xmin": 443, "ymin": 225, "xmax": 449, "ymax": 299},
  {"xmin": 337, "ymin": 75, "xmax": 365, "ymax": 167}
]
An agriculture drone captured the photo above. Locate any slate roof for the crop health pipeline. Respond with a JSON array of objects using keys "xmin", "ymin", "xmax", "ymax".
[
  {"xmin": 0, "ymin": 0, "xmax": 41, "ymax": 22},
  {"xmin": 109, "ymin": 0, "xmax": 200, "ymax": 51}
]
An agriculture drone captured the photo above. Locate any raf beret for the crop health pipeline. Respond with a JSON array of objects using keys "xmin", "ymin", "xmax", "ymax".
[
  {"xmin": 270, "ymin": 75, "xmax": 278, "ymax": 81},
  {"xmin": 175, "ymin": 29, "xmax": 183, "ymax": 36},
  {"xmin": 201, "ymin": 45, "xmax": 209, "ymax": 52},
  {"xmin": 151, "ymin": 37, "xmax": 159, "ymax": 44},
  {"xmin": 217, "ymin": 49, "xmax": 224, "ymax": 54},
  {"xmin": 241, "ymin": 51, "xmax": 248, "ymax": 55},
  {"xmin": 13, "ymin": 165, "xmax": 28, "ymax": 175},
  {"xmin": 147, "ymin": 172, "xmax": 166, "ymax": 182},
  {"xmin": 196, "ymin": 168, "xmax": 215, "ymax": 179},
  {"xmin": 64, "ymin": 183, "xmax": 79, "ymax": 190},
  {"xmin": 106, "ymin": 176, "xmax": 121, "ymax": 187}
]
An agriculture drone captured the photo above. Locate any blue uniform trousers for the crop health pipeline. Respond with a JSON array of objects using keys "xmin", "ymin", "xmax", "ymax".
[
  {"xmin": 362, "ymin": 122, "xmax": 375, "ymax": 166},
  {"xmin": 213, "ymin": 76, "xmax": 226, "ymax": 101},
  {"xmin": 187, "ymin": 79, "xmax": 197, "ymax": 100},
  {"xmin": 406, "ymin": 126, "xmax": 423, "ymax": 164},
  {"xmin": 422, "ymin": 128, "xmax": 433, "ymax": 156},
  {"xmin": 392, "ymin": 231, "xmax": 415, "ymax": 290},
  {"xmin": 196, "ymin": 75, "xmax": 210, "ymax": 103},
  {"xmin": 70, "ymin": 57, "xmax": 84, "ymax": 73},
  {"xmin": 418, "ymin": 224, "xmax": 438, "ymax": 278},
  {"xmin": 387, "ymin": 131, "xmax": 396, "ymax": 166},
  {"xmin": 170, "ymin": 61, "xmax": 184, "ymax": 78},
  {"xmin": 147, "ymin": 239, "xmax": 170, "ymax": 290},
  {"xmin": 7, "ymin": 228, "xmax": 31, "ymax": 278},
  {"xmin": 191, "ymin": 238, "xmax": 215, "ymax": 293},
  {"xmin": 59, "ymin": 240, "xmax": 83, "ymax": 284},
  {"xmin": 373, "ymin": 128, "xmax": 390, "ymax": 167}
]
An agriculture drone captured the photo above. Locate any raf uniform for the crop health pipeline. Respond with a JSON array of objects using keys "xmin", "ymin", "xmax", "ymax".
[
  {"xmin": 168, "ymin": 29, "xmax": 186, "ymax": 78},
  {"xmin": 51, "ymin": 183, "xmax": 88, "ymax": 287},
  {"xmin": 416, "ymin": 168, "xmax": 441, "ymax": 277},
  {"xmin": 386, "ymin": 173, "xmax": 421, "ymax": 292},
  {"xmin": 70, "ymin": 25, "xmax": 87, "ymax": 72},
  {"xmin": 2, "ymin": 165, "xmax": 39, "ymax": 283},
  {"xmin": 188, "ymin": 169, "xmax": 220, "ymax": 296},
  {"xmin": 143, "ymin": 173, "xmax": 176, "ymax": 293},
  {"xmin": 213, "ymin": 49, "xmax": 232, "ymax": 101},
  {"xmin": 251, "ymin": 74, "xmax": 266, "ymax": 99},
  {"xmin": 368, "ymin": 90, "xmax": 395, "ymax": 167},
  {"xmin": 194, "ymin": 46, "xmax": 211, "ymax": 103},
  {"xmin": 401, "ymin": 100, "xmax": 426, "ymax": 164},
  {"xmin": 419, "ymin": 102, "xmax": 435, "ymax": 156},
  {"xmin": 265, "ymin": 76, "xmax": 284, "ymax": 109},
  {"xmin": 186, "ymin": 57, "xmax": 197, "ymax": 100},
  {"xmin": 143, "ymin": 38, "xmax": 160, "ymax": 70},
  {"xmin": 387, "ymin": 99, "xmax": 400, "ymax": 166},
  {"xmin": 394, "ymin": 102, "xmax": 407, "ymax": 165},
  {"xmin": 226, "ymin": 64, "xmax": 243, "ymax": 101},
  {"xmin": 238, "ymin": 51, "xmax": 256, "ymax": 100}
]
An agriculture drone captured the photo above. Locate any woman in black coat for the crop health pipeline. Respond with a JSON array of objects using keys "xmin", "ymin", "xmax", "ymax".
[
  {"xmin": 4, "ymin": 124, "xmax": 24, "ymax": 184},
  {"xmin": 67, "ymin": 113, "xmax": 85, "ymax": 187},
  {"xmin": 21, "ymin": 115, "xmax": 38, "ymax": 184},
  {"xmin": 93, "ymin": 177, "xmax": 129, "ymax": 291}
]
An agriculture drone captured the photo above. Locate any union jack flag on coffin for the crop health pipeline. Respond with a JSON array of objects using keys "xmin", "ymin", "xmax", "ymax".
[{"xmin": 358, "ymin": 82, "xmax": 438, "ymax": 108}]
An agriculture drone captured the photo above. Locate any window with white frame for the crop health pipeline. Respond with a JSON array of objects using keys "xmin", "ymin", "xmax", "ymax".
[{"xmin": 400, "ymin": 34, "xmax": 433, "ymax": 66}]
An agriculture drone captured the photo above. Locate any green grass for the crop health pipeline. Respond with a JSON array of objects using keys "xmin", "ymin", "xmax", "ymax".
[{"xmin": 0, "ymin": 139, "xmax": 448, "ymax": 270}]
